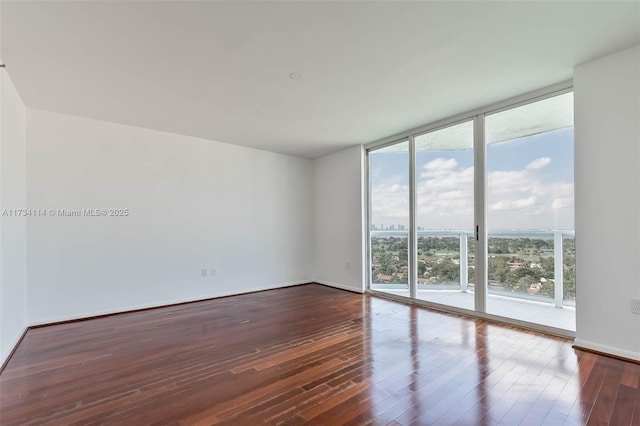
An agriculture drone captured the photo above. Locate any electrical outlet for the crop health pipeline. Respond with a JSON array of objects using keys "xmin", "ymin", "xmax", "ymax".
[
  {"xmin": 632, "ymin": 298, "xmax": 640, "ymax": 314},
  {"xmin": 202, "ymin": 268, "xmax": 207, "ymax": 277},
  {"xmin": 346, "ymin": 262, "xmax": 351, "ymax": 270},
  {"xmin": 211, "ymin": 268, "xmax": 217, "ymax": 277}
]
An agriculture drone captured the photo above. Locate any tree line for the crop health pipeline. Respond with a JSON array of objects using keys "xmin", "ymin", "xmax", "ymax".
[{"xmin": 371, "ymin": 236, "xmax": 576, "ymax": 299}]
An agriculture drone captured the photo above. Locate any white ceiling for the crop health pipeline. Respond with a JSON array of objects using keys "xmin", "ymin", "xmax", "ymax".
[{"xmin": 1, "ymin": 1, "xmax": 638, "ymax": 158}]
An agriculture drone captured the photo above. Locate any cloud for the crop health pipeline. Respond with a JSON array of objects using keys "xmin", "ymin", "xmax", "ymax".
[
  {"xmin": 371, "ymin": 183, "xmax": 409, "ymax": 225},
  {"xmin": 550, "ymin": 182, "xmax": 574, "ymax": 210},
  {"xmin": 422, "ymin": 158, "xmax": 459, "ymax": 177},
  {"xmin": 371, "ymin": 154, "xmax": 574, "ymax": 230},
  {"xmin": 415, "ymin": 163, "xmax": 474, "ymax": 229},
  {"xmin": 490, "ymin": 195, "xmax": 537, "ymax": 211},
  {"xmin": 526, "ymin": 157, "xmax": 552, "ymax": 170}
]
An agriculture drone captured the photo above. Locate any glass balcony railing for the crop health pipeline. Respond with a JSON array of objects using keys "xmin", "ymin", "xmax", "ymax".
[{"xmin": 370, "ymin": 229, "xmax": 576, "ymax": 308}]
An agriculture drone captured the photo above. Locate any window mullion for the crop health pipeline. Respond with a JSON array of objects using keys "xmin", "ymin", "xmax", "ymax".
[
  {"xmin": 409, "ymin": 135, "xmax": 417, "ymax": 300},
  {"xmin": 474, "ymin": 115, "xmax": 487, "ymax": 313}
]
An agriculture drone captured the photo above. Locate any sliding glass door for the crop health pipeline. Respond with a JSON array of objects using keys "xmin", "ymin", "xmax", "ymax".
[
  {"xmin": 367, "ymin": 89, "xmax": 575, "ymax": 333},
  {"xmin": 414, "ymin": 121, "xmax": 475, "ymax": 310}
]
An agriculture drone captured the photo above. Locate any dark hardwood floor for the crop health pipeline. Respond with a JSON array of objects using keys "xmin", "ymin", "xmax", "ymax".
[{"xmin": 1, "ymin": 284, "xmax": 638, "ymax": 425}]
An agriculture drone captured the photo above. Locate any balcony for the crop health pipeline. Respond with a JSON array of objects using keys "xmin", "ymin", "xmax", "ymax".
[{"xmin": 370, "ymin": 229, "xmax": 576, "ymax": 331}]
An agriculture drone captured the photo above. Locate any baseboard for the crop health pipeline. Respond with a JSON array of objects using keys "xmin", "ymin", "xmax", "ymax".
[
  {"xmin": 29, "ymin": 280, "xmax": 311, "ymax": 328},
  {"xmin": 0, "ymin": 326, "xmax": 28, "ymax": 374},
  {"xmin": 313, "ymin": 280, "xmax": 364, "ymax": 294},
  {"xmin": 573, "ymin": 338, "xmax": 640, "ymax": 364}
]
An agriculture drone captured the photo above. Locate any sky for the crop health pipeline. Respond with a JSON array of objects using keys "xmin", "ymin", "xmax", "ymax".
[{"xmin": 370, "ymin": 127, "xmax": 574, "ymax": 231}]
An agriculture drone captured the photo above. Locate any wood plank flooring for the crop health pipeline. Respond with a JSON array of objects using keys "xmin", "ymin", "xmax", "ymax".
[{"xmin": 1, "ymin": 284, "xmax": 638, "ymax": 425}]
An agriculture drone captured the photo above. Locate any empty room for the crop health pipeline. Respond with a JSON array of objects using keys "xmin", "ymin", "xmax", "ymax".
[{"xmin": 1, "ymin": 1, "xmax": 639, "ymax": 425}]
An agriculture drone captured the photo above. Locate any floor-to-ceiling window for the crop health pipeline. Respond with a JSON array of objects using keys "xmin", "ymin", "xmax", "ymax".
[
  {"xmin": 367, "ymin": 87, "xmax": 575, "ymax": 333},
  {"xmin": 369, "ymin": 140, "xmax": 410, "ymax": 296},
  {"xmin": 485, "ymin": 92, "xmax": 575, "ymax": 329},
  {"xmin": 414, "ymin": 120, "xmax": 475, "ymax": 310}
]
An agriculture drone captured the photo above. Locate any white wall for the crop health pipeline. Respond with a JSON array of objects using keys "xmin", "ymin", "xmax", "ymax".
[
  {"xmin": 574, "ymin": 44, "xmax": 640, "ymax": 361},
  {"xmin": 312, "ymin": 145, "xmax": 365, "ymax": 293},
  {"xmin": 0, "ymin": 70, "xmax": 28, "ymax": 365},
  {"xmin": 26, "ymin": 109, "xmax": 313, "ymax": 324}
]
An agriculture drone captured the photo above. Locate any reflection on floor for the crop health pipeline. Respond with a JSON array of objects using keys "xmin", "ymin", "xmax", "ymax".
[
  {"xmin": 1, "ymin": 284, "xmax": 634, "ymax": 425},
  {"xmin": 373, "ymin": 289, "xmax": 576, "ymax": 331}
]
